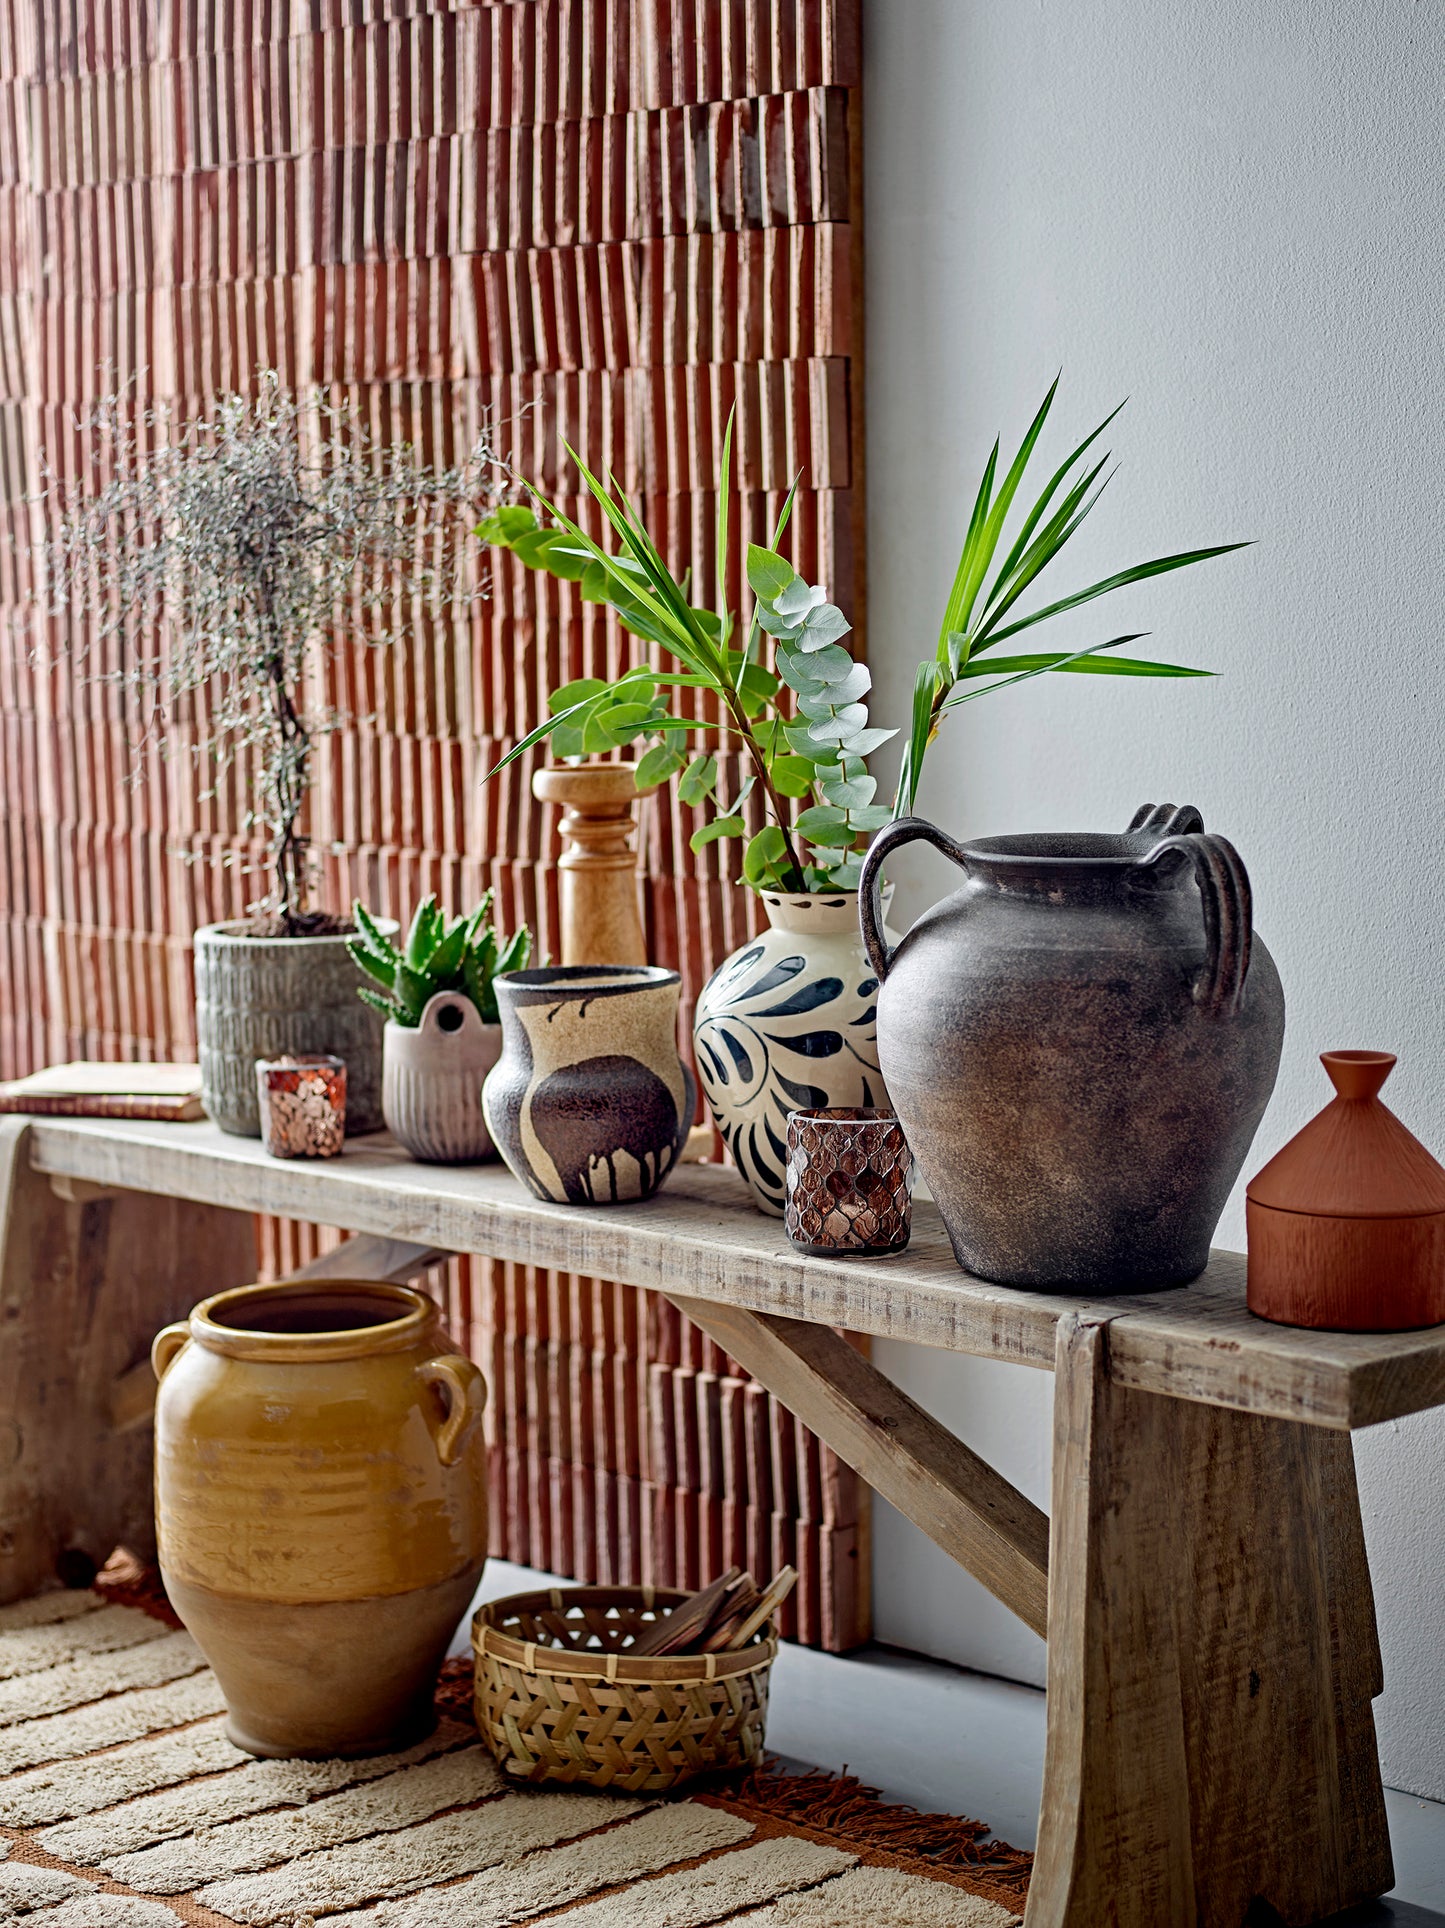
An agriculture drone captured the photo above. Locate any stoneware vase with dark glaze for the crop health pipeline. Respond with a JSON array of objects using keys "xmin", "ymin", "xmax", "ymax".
[
  {"xmin": 383, "ymin": 990, "xmax": 502, "ymax": 1163},
  {"xmin": 693, "ymin": 890, "xmax": 896, "ymax": 1216},
  {"xmin": 483, "ymin": 965, "xmax": 693, "ymax": 1205},
  {"xmin": 859, "ymin": 804, "xmax": 1285, "ymax": 1290},
  {"xmin": 194, "ymin": 921, "xmax": 393, "ymax": 1137},
  {"xmin": 152, "ymin": 1278, "xmax": 488, "ymax": 1758}
]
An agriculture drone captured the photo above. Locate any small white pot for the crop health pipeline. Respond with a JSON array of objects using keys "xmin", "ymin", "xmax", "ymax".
[{"xmin": 383, "ymin": 992, "xmax": 503, "ymax": 1164}]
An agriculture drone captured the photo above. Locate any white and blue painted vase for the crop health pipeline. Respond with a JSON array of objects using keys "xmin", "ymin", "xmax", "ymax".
[{"xmin": 693, "ymin": 889, "xmax": 896, "ymax": 1216}]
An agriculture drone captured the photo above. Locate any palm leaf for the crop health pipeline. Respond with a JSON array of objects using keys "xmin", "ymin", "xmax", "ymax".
[
  {"xmin": 715, "ymin": 409, "xmax": 734, "ymax": 633},
  {"xmin": 986, "ymin": 397, "xmax": 1128, "ymax": 603},
  {"xmin": 982, "ymin": 544, "xmax": 1251, "ymax": 649},
  {"xmin": 936, "ymin": 437, "xmax": 998, "ymax": 661},
  {"xmin": 969, "ymin": 457, "xmax": 1112, "ymax": 652},
  {"xmin": 940, "ymin": 635, "xmax": 1159, "ymax": 710},
  {"xmin": 951, "ymin": 376, "xmax": 1059, "ymax": 640},
  {"xmin": 894, "ymin": 659, "xmax": 945, "ymax": 820}
]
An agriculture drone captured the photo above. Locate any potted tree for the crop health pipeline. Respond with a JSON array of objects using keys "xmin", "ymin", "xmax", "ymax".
[
  {"xmin": 42, "ymin": 375, "xmax": 487, "ymax": 1135},
  {"xmin": 480, "ymin": 384, "xmax": 1245, "ymax": 1212}
]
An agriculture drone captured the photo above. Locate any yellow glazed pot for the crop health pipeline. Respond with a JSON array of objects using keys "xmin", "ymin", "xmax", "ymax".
[{"xmin": 152, "ymin": 1279, "xmax": 488, "ymax": 1759}]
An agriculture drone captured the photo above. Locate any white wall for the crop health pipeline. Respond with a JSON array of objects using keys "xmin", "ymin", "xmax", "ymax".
[{"xmin": 863, "ymin": 0, "xmax": 1445, "ymax": 1797}]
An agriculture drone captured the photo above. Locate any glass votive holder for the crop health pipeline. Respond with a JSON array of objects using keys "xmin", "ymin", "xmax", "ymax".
[
  {"xmin": 255, "ymin": 1054, "xmax": 346, "ymax": 1159},
  {"xmin": 785, "ymin": 1107, "xmax": 913, "ymax": 1256}
]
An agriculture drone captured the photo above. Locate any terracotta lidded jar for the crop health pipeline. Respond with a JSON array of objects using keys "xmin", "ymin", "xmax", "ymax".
[
  {"xmin": 1247, "ymin": 1051, "xmax": 1445, "ymax": 1331},
  {"xmin": 383, "ymin": 990, "xmax": 503, "ymax": 1163},
  {"xmin": 152, "ymin": 1279, "xmax": 488, "ymax": 1758},
  {"xmin": 483, "ymin": 965, "xmax": 694, "ymax": 1205}
]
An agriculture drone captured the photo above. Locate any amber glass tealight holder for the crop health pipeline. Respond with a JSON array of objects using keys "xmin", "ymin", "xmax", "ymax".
[
  {"xmin": 785, "ymin": 1107, "xmax": 913, "ymax": 1257},
  {"xmin": 255, "ymin": 1054, "xmax": 347, "ymax": 1159}
]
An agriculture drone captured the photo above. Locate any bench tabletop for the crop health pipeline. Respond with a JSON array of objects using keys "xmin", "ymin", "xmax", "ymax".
[{"xmin": 19, "ymin": 1113, "xmax": 1445, "ymax": 1431}]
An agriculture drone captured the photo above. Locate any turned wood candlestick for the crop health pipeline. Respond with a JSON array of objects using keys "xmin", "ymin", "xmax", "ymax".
[{"xmin": 533, "ymin": 763, "xmax": 647, "ymax": 967}]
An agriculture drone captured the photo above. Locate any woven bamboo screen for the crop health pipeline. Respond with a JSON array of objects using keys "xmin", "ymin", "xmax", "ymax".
[{"xmin": 0, "ymin": 0, "xmax": 867, "ymax": 1649}]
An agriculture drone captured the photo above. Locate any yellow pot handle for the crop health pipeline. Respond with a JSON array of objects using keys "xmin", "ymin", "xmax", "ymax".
[
  {"xmin": 151, "ymin": 1324, "xmax": 191, "ymax": 1384},
  {"xmin": 419, "ymin": 1354, "xmax": 487, "ymax": 1467}
]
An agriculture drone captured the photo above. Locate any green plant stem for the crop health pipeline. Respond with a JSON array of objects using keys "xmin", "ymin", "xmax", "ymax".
[{"xmin": 728, "ymin": 697, "xmax": 807, "ymax": 890}]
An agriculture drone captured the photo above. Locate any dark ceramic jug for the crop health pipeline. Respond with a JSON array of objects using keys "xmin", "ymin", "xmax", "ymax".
[{"xmin": 858, "ymin": 805, "xmax": 1285, "ymax": 1290}]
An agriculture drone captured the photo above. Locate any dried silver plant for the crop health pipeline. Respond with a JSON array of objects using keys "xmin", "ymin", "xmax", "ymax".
[{"xmin": 38, "ymin": 372, "xmax": 495, "ymax": 934}]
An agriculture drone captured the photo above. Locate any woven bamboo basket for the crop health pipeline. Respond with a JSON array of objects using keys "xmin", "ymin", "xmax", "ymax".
[{"xmin": 471, "ymin": 1586, "xmax": 777, "ymax": 1793}]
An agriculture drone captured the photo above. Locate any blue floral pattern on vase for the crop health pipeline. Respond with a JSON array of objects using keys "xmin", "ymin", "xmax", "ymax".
[{"xmin": 693, "ymin": 890, "xmax": 894, "ymax": 1215}]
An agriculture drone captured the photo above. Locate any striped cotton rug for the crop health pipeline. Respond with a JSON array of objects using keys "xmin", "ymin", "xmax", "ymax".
[{"xmin": 0, "ymin": 1589, "xmax": 1026, "ymax": 1927}]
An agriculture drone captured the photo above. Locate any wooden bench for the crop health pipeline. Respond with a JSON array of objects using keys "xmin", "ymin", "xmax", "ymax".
[{"xmin": 4, "ymin": 1111, "xmax": 1440, "ymax": 1927}]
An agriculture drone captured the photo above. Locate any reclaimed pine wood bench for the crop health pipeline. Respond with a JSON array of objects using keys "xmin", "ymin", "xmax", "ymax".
[{"xmin": 4, "ymin": 1112, "xmax": 1441, "ymax": 1927}]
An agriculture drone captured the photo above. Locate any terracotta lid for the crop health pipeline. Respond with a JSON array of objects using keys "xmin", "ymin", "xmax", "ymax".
[{"xmin": 1247, "ymin": 1051, "xmax": 1445, "ymax": 1219}]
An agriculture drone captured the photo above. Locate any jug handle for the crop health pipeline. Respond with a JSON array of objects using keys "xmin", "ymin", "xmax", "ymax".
[
  {"xmin": 1128, "ymin": 802, "xmax": 1204, "ymax": 836},
  {"xmin": 858, "ymin": 816, "xmax": 971, "ymax": 985},
  {"xmin": 419, "ymin": 1354, "xmax": 488, "ymax": 1467},
  {"xmin": 151, "ymin": 1323, "xmax": 190, "ymax": 1383},
  {"xmin": 1138, "ymin": 833, "xmax": 1253, "ymax": 1017}
]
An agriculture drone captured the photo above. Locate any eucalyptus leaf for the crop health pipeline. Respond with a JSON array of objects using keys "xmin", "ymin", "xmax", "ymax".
[
  {"xmin": 817, "ymin": 771, "xmax": 877, "ymax": 809},
  {"xmin": 799, "ymin": 605, "xmax": 852, "ymax": 648},
  {"xmin": 847, "ymin": 803, "xmax": 895, "ymax": 832},
  {"xmin": 774, "ymin": 577, "xmax": 824, "ymax": 622},
  {"xmin": 820, "ymin": 662, "xmax": 871, "ymax": 706},
  {"xmin": 788, "ymin": 643, "xmax": 855, "ymax": 686},
  {"xmin": 805, "ymin": 703, "xmax": 869, "ymax": 745},
  {"xmin": 835, "ymin": 725, "xmax": 897, "ymax": 757},
  {"xmin": 794, "ymin": 804, "xmax": 848, "ymax": 834},
  {"xmin": 747, "ymin": 544, "xmax": 796, "ymax": 602}
]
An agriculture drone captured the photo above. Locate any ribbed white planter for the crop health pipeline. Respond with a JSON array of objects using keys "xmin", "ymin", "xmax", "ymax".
[
  {"xmin": 384, "ymin": 993, "xmax": 503, "ymax": 1164},
  {"xmin": 193, "ymin": 921, "xmax": 394, "ymax": 1138}
]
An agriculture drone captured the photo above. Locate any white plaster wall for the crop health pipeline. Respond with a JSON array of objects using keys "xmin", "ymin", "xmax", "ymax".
[{"xmin": 862, "ymin": 0, "xmax": 1445, "ymax": 1797}]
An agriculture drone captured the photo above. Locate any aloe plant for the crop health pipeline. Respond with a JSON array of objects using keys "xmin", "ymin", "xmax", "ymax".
[{"xmin": 348, "ymin": 893, "xmax": 531, "ymax": 1027}]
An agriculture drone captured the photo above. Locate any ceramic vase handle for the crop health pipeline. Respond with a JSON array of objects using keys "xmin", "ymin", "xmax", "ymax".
[
  {"xmin": 1128, "ymin": 801, "xmax": 1204, "ymax": 837},
  {"xmin": 419, "ymin": 1354, "xmax": 487, "ymax": 1467},
  {"xmin": 858, "ymin": 816, "xmax": 972, "ymax": 984},
  {"xmin": 419, "ymin": 991, "xmax": 486, "ymax": 1040},
  {"xmin": 1139, "ymin": 833, "xmax": 1253, "ymax": 1017},
  {"xmin": 151, "ymin": 1324, "xmax": 190, "ymax": 1383}
]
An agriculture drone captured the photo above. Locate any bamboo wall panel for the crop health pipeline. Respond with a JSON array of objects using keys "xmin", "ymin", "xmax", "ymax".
[{"xmin": 0, "ymin": 0, "xmax": 867, "ymax": 1649}]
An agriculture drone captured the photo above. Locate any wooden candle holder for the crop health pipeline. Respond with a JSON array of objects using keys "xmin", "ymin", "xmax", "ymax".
[{"xmin": 533, "ymin": 763, "xmax": 647, "ymax": 968}]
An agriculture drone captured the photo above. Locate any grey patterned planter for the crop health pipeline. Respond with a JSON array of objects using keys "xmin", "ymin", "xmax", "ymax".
[{"xmin": 193, "ymin": 921, "xmax": 395, "ymax": 1138}]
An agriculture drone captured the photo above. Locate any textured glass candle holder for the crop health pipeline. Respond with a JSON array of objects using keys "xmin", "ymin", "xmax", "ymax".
[
  {"xmin": 785, "ymin": 1108, "xmax": 913, "ymax": 1256},
  {"xmin": 256, "ymin": 1054, "xmax": 347, "ymax": 1159}
]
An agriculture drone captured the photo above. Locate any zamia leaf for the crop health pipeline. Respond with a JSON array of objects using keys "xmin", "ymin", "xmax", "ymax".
[{"xmin": 690, "ymin": 816, "xmax": 747, "ymax": 850}]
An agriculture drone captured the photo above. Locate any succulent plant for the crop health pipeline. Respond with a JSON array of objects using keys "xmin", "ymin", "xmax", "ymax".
[{"xmin": 348, "ymin": 893, "xmax": 531, "ymax": 1027}]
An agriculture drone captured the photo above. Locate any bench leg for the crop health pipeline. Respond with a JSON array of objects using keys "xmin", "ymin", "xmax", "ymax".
[
  {"xmin": 1027, "ymin": 1314, "xmax": 1393, "ymax": 1928},
  {"xmin": 0, "ymin": 1121, "xmax": 256, "ymax": 1603}
]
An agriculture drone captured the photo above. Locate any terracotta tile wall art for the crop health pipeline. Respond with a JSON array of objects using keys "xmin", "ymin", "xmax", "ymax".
[{"xmin": 0, "ymin": 0, "xmax": 867, "ymax": 1648}]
